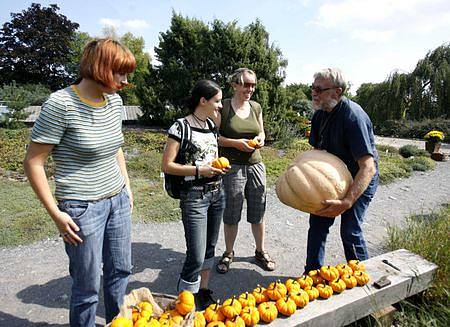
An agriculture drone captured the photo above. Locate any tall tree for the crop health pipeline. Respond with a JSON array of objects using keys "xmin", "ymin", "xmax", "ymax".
[
  {"xmin": 66, "ymin": 31, "xmax": 92, "ymax": 83},
  {"xmin": 0, "ymin": 3, "xmax": 79, "ymax": 90},
  {"xmin": 138, "ymin": 12, "xmax": 289, "ymax": 138},
  {"xmin": 118, "ymin": 32, "xmax": 151, "ymax": 105},
  {"xmin": 356, "ymin": 43, "xmax": 450, "ymax": 125}
]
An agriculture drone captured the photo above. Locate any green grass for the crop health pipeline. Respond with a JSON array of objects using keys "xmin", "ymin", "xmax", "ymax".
[
  {"xmin": 385, "ymin": 204, "xmax": 450, "ymax": 325},
  {"xmin": 0, "ymin": 179, "xmax": 56, "ymax": 247},
  {"xmin": 0, "ymin": 128, "xmax": 439, "ymax": 247}
]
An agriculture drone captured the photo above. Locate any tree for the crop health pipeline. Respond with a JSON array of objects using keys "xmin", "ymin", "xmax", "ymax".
[
  {"xmin": 137, "ymin": 12, "xmax": 289, "ymax": 138},
  {"xmin": 356, "ymin": 43, "xmax": 450, "ymax": 125},
  {"xmin": 0, "ymin": 3, "xmax": 79, "ymax": 90},
  {"xmin": 118, "ymin": 32, "xmax": 151, "ymax": 105},
  {"xmin": 66, "ymin": 31, "xmax": 92, "ymax": 83}
]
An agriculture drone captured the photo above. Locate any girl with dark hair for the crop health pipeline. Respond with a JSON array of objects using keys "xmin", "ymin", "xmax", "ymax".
[
  {"xmin": 161, "ymin": 79, "xmax": 227, "ymax": 310},
  {"xmin": 24, "ymin": 39, "xmax": 136, "ymax": 326}
]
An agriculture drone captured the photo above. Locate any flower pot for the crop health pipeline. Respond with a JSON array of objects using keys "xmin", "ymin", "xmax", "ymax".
[{"xmin": 425, "ymin": 140, "xmax": 441, "ymax": 154}]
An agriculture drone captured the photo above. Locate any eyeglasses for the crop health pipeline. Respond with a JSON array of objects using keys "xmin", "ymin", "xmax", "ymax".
[
  {"xmin": 310, "ymin": 85, "xmax": 336, "ymax": 93},
  {"xmin": 242, "ymin": 82, "xmax": 256, "ymax": 89}
]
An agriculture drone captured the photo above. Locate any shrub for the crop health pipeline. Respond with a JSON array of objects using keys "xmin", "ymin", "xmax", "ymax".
[
  {"xmin": 399, "ymin": 144, "xmax": 429, "ymax": 158},
  {"xmin": 408, "ymin": 156, "xmax": 436, "ymax": 171},
  {"xmin": 272, "ymin": 122, "xmax": 302, "ymax": 149},
  {"xmin": 386, "ymin": 204, "xmax": 450, "ymax": 325},
  {"xmin": 375, "ymin": 119, "xmax": 450, "ymax": 143}
]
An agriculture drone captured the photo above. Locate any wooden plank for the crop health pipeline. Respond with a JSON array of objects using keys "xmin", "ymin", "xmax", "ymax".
[
  {"xmin": 264, "ymin": 249, "xmax": 437, "ymax": 327},
  {"xmin": 370, "ymin": 305, "xmax": 396, "ymax": 326}
]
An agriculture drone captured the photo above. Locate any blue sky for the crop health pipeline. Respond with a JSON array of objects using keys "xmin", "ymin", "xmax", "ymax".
[{"xmin": 1, "ymin": 0, "xmax": 449, "ymax": 92}]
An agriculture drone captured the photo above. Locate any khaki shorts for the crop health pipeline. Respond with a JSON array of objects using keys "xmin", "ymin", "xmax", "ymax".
[{"xmin": 222, "ymin": 162, "xmax": 266, "ymax": 224}]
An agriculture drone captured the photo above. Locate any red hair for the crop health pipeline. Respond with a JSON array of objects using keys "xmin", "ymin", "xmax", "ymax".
[{"xmin": 79, "ymin": 39, "xmax": 136, "ymax": 89}]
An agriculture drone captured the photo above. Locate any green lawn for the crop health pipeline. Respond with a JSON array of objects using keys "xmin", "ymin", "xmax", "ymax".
[{"xmin": 0, "ymin": 128, "xmax": 437, "ymax": 247}]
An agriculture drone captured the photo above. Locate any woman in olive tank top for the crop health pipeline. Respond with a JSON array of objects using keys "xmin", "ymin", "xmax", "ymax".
[{"xmin": 216, "ymin": 68, "xmax": 276, "ymax": 274}]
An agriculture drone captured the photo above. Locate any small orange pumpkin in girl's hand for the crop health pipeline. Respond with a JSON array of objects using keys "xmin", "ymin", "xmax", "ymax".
[
  {"xmin": 211, "ymin": 157, "xmax": 230, "ymax": 169},
  {"xmin": 247, "ymin": 139, "xmax": 260, "ymax": 148}
]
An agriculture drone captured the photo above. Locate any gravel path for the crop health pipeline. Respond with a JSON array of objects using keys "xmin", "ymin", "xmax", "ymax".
[{"xmin": 1, "ymin": 137, "xmax": 449, "ymax": 326}]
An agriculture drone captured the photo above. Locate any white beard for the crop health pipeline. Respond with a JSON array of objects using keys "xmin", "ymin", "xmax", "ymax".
[{"xmin": 313, "ymin": 98, "xmax": 339, "ymax": 111}]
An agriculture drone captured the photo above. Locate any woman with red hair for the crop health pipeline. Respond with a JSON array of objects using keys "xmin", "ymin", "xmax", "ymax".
[{"xmin": 24, "ymin": 39, "xmax": 136, "ymax": 326}]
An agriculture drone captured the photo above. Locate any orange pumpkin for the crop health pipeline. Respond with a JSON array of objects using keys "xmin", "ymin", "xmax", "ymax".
[
  {"xmin": 247, "ymin": 139, "xmax": 260, "ymax": 148},
  {"xmin": 276, "ymin": 150, "xmax": 353, "ymax": 213},
  {"xmin": 308, "ymin": 269, "xmax": 325, "ymax": 285},
  {"xmin": 175, "ymin": 290, "xmax": 195, "ymax": 315},
  {"xmin": 240, "ymin": 306, "xmax": 260, "ymax": 326},
  {"xmin": 289, "ymin": 289, "xmax": 309, "ymax": 308},
  {"xmin": 316, "ymin": 284, "xmax": 334, "ymax": 299},
  {"xmin": 211, "ymin": 157, "xmax": 230, "ymax": 169},
  {"xmin": 266, "ymin": 280, "xmax": 287, "ymax": 301},
  {"xmin": 194, "ymin": 311, "xmax": 206, "ymax": 327},
  {"xmin": 252, "ymin": 285, "xmax": 269, "ymax": 304},
  {"xmin": 159, "ymin": 319, "xmax": 170, "ymax": 327},
  {"xmin": 336, "ymin": 263, "xmax": 354, "ymax": 276},
  {"xmin": 221, "ymin": 296, "xmax": 242, "ymax": 319},
  {"xmin": 206, "ymin": 322, "xmax": 226, "ymax": 327},
  {"xmin": 257, "ymin": 302, "xmax": 278, "ymax": 323},
  {"xmin": 285, "ymin": 278, "xmax": 301, "ymax": 293},
  {"xmin": 238, "ymin": 292, "xmax": 256, "ymax": 308},
  {"xmin": 296, "ymin": 275, "xmax": 314, "ymax": 289},
  {"xmin": 110, "ymin": 317, "xmax": 133, "ymax": 327},
  {"xmin": 354, "ymin": 270, "xmax": 370, "ymax": 286},
  {"xmin": 348, "ymin": 260, "xmax": 366, "ymax": 272},
  {"xmin": 304, "ymin": 286, "xmax": 319, "ymax": 301},
  {"xmin": 276, "ymin": 296, "xmax": 297, "ymax": 316},
  {"xmin": 204, "ymin": 301, "xmax": 225, "ymax": 323},
  {"xmin": 224, "ymin": 316, "xmax": 246, "ymax": 327},
  {"xmin": 329, "ymin": 278, "xmax": 347, "ymax": 293},
  {"xmin": 320, "ymin": 265, "xmax": 340, "ymax": 282},
  {"xmin": 341, "ymin": 273, "xmax": 358, "ymax": 289},
  {"xmin": 147, "ymin": 318, "xmax": 161, "ymax": 327}
]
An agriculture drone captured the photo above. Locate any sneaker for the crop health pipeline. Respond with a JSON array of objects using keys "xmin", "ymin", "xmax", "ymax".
[{"xmin": 194, "ymin": 288, "xmax": 215, "ymax": 311}]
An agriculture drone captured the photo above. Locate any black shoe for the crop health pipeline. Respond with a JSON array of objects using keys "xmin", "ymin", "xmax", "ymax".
[{"xmin": 194, "ymin": 288, "xmax": 215, "ymax": 311}]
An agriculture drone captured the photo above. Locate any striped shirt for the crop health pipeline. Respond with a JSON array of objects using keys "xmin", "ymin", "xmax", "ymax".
[{"xmin": 31, "ymin": 85, "xmax": 125, "ymax": 201}]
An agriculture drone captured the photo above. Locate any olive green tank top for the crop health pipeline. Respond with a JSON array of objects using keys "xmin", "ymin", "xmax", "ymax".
[{"xmin": 219, "ymin": 98, "xmax": 263, "ymax": 165}]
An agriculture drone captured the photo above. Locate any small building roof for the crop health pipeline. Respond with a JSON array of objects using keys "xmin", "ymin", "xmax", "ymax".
[{"xmin": 22, "ymin": 105, "xmax": 143, "ymax": 122}]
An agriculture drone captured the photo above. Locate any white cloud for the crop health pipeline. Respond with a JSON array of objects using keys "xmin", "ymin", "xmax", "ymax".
[
  {"xmin": 123, "ymin": 19, "xmax": 150, "ymax": 29},
  {"xmin": 99, "ymin": 18, "xmax": 150, "ymax": 30},
  {"xmin": 311, "ymin": 0, "xmax": 448, "ymax": 43},
  {"xmin": 350, "ymin": 29, "xmax": 394, "ymax": 43},
  {"xmin": 315, "ymin": 0, "xmax": 440, "ymax": 28},
  {"xmin": 100, "ymin": 18, "xmax": 121, "ymax": 29}
]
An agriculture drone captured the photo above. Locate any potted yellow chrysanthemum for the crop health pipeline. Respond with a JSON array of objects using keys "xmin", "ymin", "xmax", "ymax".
[{"xmin": 424, "ymin": 130, "xmax": 444, "ymax": 153}]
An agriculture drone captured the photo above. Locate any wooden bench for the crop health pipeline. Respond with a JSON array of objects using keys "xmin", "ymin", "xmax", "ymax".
[{"xmin": 265, "ymin": 249, "xmax": 438, "ymax": 326}]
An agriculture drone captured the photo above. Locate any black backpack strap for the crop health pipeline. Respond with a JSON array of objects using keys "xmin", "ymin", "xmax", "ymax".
[
  {"xmin": 206, "ymin": 118, "xmax": 218, "ymax": 140},
  {"xmin": 176, "ymin": 118, "xmax": 191, "ymax": 154}
]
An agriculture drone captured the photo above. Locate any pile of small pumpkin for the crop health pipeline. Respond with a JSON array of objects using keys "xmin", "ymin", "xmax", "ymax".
[
  {"xmin": 110, "ymin": 290, "xmax": 196, "ymax": 327},
  {"xmin": 194, "ymin": 259, "xmax": 369, "ymax": 327},
  {"xmin": 111, "ymin": 260, "xmax": 370, "ymax": 327}
]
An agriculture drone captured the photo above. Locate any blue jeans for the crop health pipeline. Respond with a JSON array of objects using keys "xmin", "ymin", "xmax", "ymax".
[
  {"xmin": 58, "ymin": 187, "xmax": 132, "ymax": 327},
  {"xmin": 305, "ymin": 173, "xmax": 378, "ymax": 272},
  {"xmin": 178, "ymin": 186, "xmax": 225, "ymax": 293}
]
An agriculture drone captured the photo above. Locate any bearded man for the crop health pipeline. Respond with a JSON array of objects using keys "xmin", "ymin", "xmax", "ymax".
[{"xmin": 305, "ymin": 68, "xmax": 379, "ymax": 272}]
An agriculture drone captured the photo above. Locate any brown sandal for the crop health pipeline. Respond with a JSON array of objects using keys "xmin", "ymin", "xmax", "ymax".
[
  {"xmin": 216, "ymin": 251, "xmax": 234, "ymax": 274},
  {"xmin": 255, "ymin": 250, "xmax": 276, "ymax": 271}
]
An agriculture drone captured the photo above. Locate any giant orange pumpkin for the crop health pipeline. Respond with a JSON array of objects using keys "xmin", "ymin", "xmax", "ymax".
[{"xmin": 275, "ymin": 150, "xmax": 353, "ymax": 213}]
